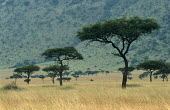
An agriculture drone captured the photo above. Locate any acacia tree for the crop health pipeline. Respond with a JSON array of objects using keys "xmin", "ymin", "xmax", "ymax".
[
  {"xmin": 63, "ymin": 72, "xmax": 70, "ymax": 77},
  {"xmin": 77, "ymin": 17, "xmax": 160, "ymax": 88},
  {"xmin": 137, "ymin": 60, "xmax": 164, "ymax": 82},
  {"xmin": 41, "ymin": 47, "xmax": 83, "ymax": 86},
  {"xmin": 42, "ymin": 65, "xmax": 69, "ymax": 84},
  {"xmin": 14, "ymin": 67, "xmax": 23, "ymax": 75},
  {"xmin": 15, "ymin": 65, "xmax": 40, "ymax": 84},
  {"xmin": 9, "ymin": 74, "xmax": 22, "ymax": 84},
  {"xmin": 154, "ymin": 63, "xmax": 170, "ymax": 82},
  {"xmin": 71, "ymin": 74, "xmax": 79, "ymax": 81},
  {"xmin": 38, "ymin": 75, "xmax": 46, "ymax": 83}
]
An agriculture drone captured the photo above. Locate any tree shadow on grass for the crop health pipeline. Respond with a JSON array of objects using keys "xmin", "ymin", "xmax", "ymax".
[
  {"xmin": 42, "ymin": 85, "xmax": 56, "ymax": 87},
  {"xmin": 126, "ymin": 84, "xmax": 142, "ymax": 88},
  {"xmin": 58, "ymin": 85, "xmax": 75, "ymax": 90}
]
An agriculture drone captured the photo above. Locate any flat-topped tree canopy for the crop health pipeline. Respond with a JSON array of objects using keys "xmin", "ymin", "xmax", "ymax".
[
  {"xmin": 118, "ymin": 67, "xmax": 135, "ymax": 73},
  {"xmin": 14, "ymin": 67, "xmax": 23, "ymax": 74},
  {"xmin": 21, "ymin": 64, "xmax": 40, "ymax": 74},
  {"xmin": 41, "ymin": 47, "xmax": 83, "ymax": 61},
  {"xmin": 77, "ymin": 17, "xmax": 160, "ymax": 56},
  {"xmin": 137, "ymin": 60, "xmax": 165, "ymax": 72},
  {"xmin": 42, "ymin": 65, "xmax": 69, "ymax": 73},
  {"xmin": 77, "ymin": 16, "xmax": 160, "ymax": 41},
  {"xmin": 158, "ymin": 63, "xmax": 170, "ymax": 74}
]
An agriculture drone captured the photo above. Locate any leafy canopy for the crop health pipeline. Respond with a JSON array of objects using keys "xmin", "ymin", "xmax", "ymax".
[
  {"xmin": 77, "ymin": 17, "xmax": 159, "ymax": 42},
  {"xmin": 118, "ymin": 67, "xmax": 135, "ymax": 73},
  {"xmin": 42, "ymin": 65, "xmax": 69, "ymax": 73},
  {"xmin": 10, "ymin": 74, "xmax": 22, "ymax": 79},
  {"xmin": 41, "ymin": 47, "xmax": 83, "ymax": 60},
  {"xmin": 14, "ymin": 65, "xmax": 40, "ymax": 74},
  {"xmin": 157, "ymin": 63, "xmax": 170, "ymax": 74},
  {"xmin": 77, "ymin": 17, "xmax": 160, "ymax": 56},
  {"xmin": 137, "ymin": 60, "xmax": 164, "ymax": 72}
]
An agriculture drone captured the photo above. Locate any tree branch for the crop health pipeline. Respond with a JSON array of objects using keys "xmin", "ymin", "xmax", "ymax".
[
  {"xmin": 121, "ymin": 38, "xmax": 125, "ymax": 53},
  {"xmin": 123, "ymin": 38, "xmax": 136, "ymax": 55}
]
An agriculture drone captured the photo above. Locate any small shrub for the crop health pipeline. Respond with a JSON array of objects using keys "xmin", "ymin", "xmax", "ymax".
[{"xmin": 2, "ymin": 83, "xmax": 20, "ymax": 90}]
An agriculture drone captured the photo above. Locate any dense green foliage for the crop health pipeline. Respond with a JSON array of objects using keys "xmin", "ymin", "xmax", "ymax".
[
  {"xmin": 41, "ymin": 47, "xmax": 83, "ymax": 61},
  {"xmin": 42, "ymin": 47, "xmax": 83, "ymax": 86},
  {"xmin": 0, "ymin": 0, "xmax": 169, "ymax": 70},
  {"xmin": 137, "ymin": 60, "xmax": 165, "ymax": 82},
  {"xmin": 14, "ymin": 64, "xmax": 40, "ymax": 84}
]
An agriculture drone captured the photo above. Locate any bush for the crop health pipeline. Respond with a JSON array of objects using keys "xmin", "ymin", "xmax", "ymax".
[{"xmin": 2, "ymin": 83, "xmax": 20, "ymax": 90}]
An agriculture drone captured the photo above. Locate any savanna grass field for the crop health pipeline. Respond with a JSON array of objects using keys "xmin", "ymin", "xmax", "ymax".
[{"xmin": 0, "ymin": 69, "xmax": 170, "ymax": 110}]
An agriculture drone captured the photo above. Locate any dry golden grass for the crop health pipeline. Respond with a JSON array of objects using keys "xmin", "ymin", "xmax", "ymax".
[{"xmin": 0, "ymin": 72, "xmax": 170, "ymax": 110}]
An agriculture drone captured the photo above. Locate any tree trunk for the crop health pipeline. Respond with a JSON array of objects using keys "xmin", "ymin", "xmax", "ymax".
[
  {"xmin": 59, "ymin": 72, "xmax": 63, "ymax": 86},
  {"xmin": 150, "ymin": 74, "xmax": 152, "ymax": 82},
  {"xmin": 14, "ymin": 78, "xmax": 17, "ymax": 84},
  {"xmin": 122, "ymin": 56, "xmax": 128, "ymax": 89},
  {"xmin": 163, "ymin": 77, "xmax": 165, "ymax": 82},
  {"xmin": 52, "ymin": 78, "xmax": 55, "ymax": 84},
  {"xmin": 27, "ymin": 73, "xmax": 30, "ymax": 84}
]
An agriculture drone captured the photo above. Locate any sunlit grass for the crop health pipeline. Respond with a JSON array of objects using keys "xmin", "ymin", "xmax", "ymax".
[
  {"xmin": 0, "ymin": 71, "xmax": 170, "ymax": 110},
  {"xmin": 0, "ymin": 79, "xmax": 170, "ymax": 110}
]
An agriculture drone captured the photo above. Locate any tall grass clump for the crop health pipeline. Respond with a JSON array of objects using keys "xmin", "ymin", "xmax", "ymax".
[{"xmin": 2, "ymin": 82, "xmax": 21, "ymax": 90}]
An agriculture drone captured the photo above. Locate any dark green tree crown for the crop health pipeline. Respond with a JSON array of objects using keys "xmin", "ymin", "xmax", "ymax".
[
  {"xmin": 38, "ymin": 75, "xmax": 45, "ymax": 79},
  {"xmin": 14, "ymin": 65, "xmax": 40, "ymax": 74},
  {"xmin": 137, "ymin": 60, "xmax": 164, "ymax": 71},
  {"xmin": 77, "ymin": 17, "xmax": 160, "ymax": 43},
  {"xmin": 42, "ymin": 65, "xmax": 69, "ymax": 73},
  {"xmin": 158, "ymin": 63, "xmax": 170, "ymax": 74},
  {"xmin": 118, "ymin": 67, "xmax": 135, "ymax": 72},
  {"xmin": 14, "ymin": 67, "xmax": 23, "ymax": 74},
  {"xmin": 41, "ymin": 47, "xmax": 83, "ymax": 60},
  {"xmin": 10, "ymin": 74, "xmax": 22, "ymax": 79}
]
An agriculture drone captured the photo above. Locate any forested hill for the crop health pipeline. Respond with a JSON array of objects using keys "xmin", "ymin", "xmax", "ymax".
[{"xmin": 0, "ymin": 0, "xmax": 169, "ymax": 70}]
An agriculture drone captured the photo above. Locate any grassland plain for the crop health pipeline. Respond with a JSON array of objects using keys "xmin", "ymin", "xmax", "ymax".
[{"xmin": 0, "ymin": 71, "xmax": 170, "ymax": 110}]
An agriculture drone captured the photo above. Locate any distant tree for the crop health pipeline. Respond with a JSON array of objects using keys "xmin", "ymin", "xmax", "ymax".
[
  {"xmin": 118, "ymin": 67, "xmax": 135, "ymax": 80},
  {"xmin": 75, "ymin": 70, "xmax": 83, "ymax": 76},
  {"xmin": 15, "ymin": 65, "xmax": 40, "ymax": 84},
  {"xmin": 63, "ymin": 72, "xmax": 70, "ymax": 77},
  {"xmin": 42, "ymin": 47, "xmax": 83, "ymax": 86},
  {"xmin": 93, "ymin": 71, "xmax": 100, "ymax": 75},
  {"xmin": 153, "ymin": 63, "xmax": 170, "ymax": 82},
  {"xmin": 9, "ymin": 74, "xmax": 22, "ymax": 84},
  {"xmin": 38, "ymin": 75, "xmax": 46, "ymax": 83},
  {"xmin": 71, "ymin": 74, "xmax": 79, "ymax": 81},
  {"xmin": 105, "ymin": 71, "xmax": 110, "ymax": 75},
  {"xmin": 139, "ymin": 72, "xmax": 149, "ymax": 80},
  {"xmin": 42, "ymin": 65, "xmax": 69, "ymax": 84},
  {"xmin": 137, "ymin": 60, "xmax": 164, "ymax": 82},
  {"xmin": 100, "ymin": 70, "xmax": 105, "ymax": 74},
  {"xmin": 77, "ymin": 17, "xmax": 160, "ymax": 88},
  {"xmin": 47, "ymin": 73, "xmax": 58, "ymax": 84}
]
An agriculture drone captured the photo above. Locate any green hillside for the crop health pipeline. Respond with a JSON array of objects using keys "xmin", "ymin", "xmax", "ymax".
[{"xmin": 0, "ymin": 0, "xmax": 169, "ymax": 70}]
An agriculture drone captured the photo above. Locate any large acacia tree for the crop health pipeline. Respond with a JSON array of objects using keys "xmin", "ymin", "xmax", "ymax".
[
  {"xmin": 77, "ymin": 17, "xmax": 160, "ymax": 88},
  {"xmin": 41, "ymin": 47, "xmax": 83, "ymax": 86}
]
